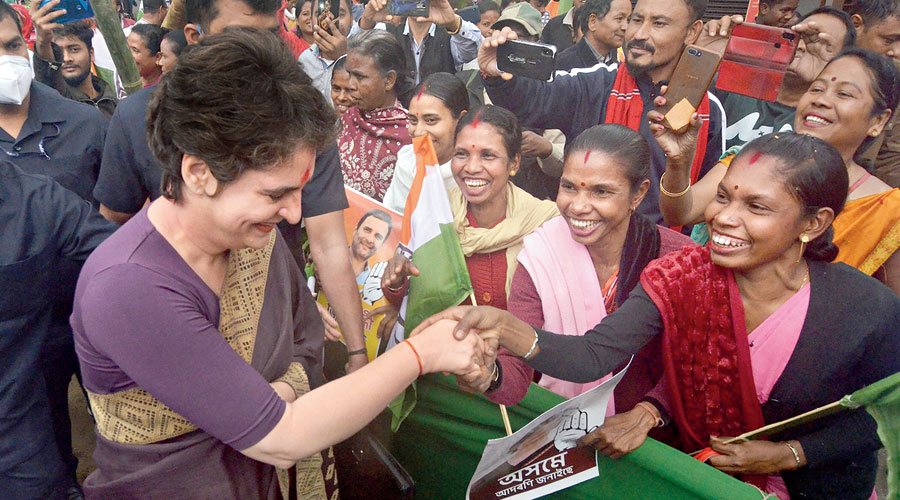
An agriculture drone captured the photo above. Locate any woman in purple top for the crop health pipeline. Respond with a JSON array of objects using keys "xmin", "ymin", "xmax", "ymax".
[{"xmin": 69, "ymin": 29, "xmax": 485, "ymax": 500}]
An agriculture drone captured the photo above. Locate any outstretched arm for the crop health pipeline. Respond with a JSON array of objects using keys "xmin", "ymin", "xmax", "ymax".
[
  {"xmin": 648, "ymin": 93, "xmax": 726, "ymax": 226},
  {"xmin": 306, "ymin": 210, "xmax": 369, "ymax": 373},
  {"xmin": 244, "ymin": 321, "xmax": 486, "ymax": 467},
  {"xmin": 413, "ymin": 285, "xmax": 664, "ymax": 385}
]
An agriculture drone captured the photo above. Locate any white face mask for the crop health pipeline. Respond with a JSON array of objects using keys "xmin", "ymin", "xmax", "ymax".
[{"xmin": 0, "ymin": 55, "xmax": 32, "ymax": 106}]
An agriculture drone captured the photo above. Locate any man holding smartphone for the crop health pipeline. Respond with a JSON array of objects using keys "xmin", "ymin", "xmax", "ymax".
[
  {"xmin": 359, "ymin": 0, "xmax": 483, "ymax": 84},
  {"xmin": 30, "ymin": 3, "xmax": 117, "ymax": 118},
  {"xmin": 298, "ymin": 0, "xmax": 358, "ymax": 103},
  {"xmin": 700, "ymin": 8, "xmax": 855, "ymax": 150},
  {"xmin": 93, "ymin": 0, "xmax": 370, "ymax": 374},
  {"xmin": 480, "ymin": 0, "xmax": 724, "ymax": 225}
]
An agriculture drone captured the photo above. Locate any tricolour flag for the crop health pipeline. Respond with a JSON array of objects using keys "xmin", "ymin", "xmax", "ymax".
[
  {"xmin": 843, "ymin": 371, "xmax": 900, "ymax": 500},
  {"xmin": 386, "ymin": 134, "xmax": 473, "ymax": 429}
]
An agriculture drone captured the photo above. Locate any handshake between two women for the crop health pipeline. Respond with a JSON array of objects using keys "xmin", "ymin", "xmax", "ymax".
[{"xmin": 411, "ymin": 306, "xmax": 532, "ymax": 394}]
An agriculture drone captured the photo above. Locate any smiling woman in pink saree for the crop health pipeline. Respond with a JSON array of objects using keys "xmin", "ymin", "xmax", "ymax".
[
  {"xmin": 69, "ymin": 29, "xmax": 483, "ymax": 500},
  {"xmin": 416, "ymin": 133, "xmax": 900, "ymax": 500}
]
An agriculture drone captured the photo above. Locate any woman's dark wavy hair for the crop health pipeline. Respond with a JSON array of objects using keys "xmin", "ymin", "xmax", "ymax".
[
  {"xmin": 563, "ymin": 124, "xmax": 650, "ymax": 194},
  {"xmin": 147, "ymin": 27, "xmax": 336, "ymax": 202},
  {"xmin": 454, "ymin": 105, "xmax": 522, "ymax": 161},
  {"xmin": 826, "ymin": 47, "xmax": 900, "ymax": 159},
  {"xmin": 412, "ymin": 72, "xmax": 469, "ymax": 118},
  {"xmin": 734, "ymin": 133, "xmax": 848, "ymax": 262}
]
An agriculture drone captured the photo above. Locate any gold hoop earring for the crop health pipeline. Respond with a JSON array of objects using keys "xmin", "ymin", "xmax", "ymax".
[{"xmin": 797, "ymin": 234, "xmax": 810, "ymax": 263}]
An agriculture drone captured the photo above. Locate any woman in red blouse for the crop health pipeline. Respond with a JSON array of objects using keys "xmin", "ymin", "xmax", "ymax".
[{"xmin": 382, "ymin": 105, "xmax": 558, "ymax": 343}]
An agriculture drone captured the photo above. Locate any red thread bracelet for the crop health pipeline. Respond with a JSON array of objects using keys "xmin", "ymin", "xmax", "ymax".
[{"xmin": 403, "ymin": 339, "xmax": 423, "ymax": 377}]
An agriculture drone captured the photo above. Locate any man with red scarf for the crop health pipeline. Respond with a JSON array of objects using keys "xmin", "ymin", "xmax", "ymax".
[{"xmin": 479, "ymin": 0, "xmax": 725, "ymax": 225}]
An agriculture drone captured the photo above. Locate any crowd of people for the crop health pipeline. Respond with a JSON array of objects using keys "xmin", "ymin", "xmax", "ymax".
[{"xmin": 1, "ymin": 0, "xmax": 899, "ymax": 498}]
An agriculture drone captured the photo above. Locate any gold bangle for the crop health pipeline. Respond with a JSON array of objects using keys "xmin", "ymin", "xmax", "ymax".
[
  {"xmin": 660, "ymin": 172, "xmax": 691, "ymax": 198},
  {"xmin": 447, "ymin": 15, "xmax": 462, "ymax": 35}
]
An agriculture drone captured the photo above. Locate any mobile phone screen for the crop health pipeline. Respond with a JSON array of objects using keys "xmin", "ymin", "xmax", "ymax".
[{"xmin": 39, "ymin": 0, "xmax": 94, "ymax": 24}]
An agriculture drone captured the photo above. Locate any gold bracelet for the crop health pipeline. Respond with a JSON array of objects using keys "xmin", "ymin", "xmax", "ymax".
[
  {"xmin": 659, "ymin": 172, "xmax": 691, "ymax": 198},
  {"xmin": 447, "ymin": 15, "xmax": 462, "ymax": 35}
]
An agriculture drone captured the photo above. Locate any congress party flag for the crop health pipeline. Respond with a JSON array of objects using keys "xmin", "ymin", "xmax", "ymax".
[
  {"xmin": 385, "ymin": 134, "xmax": 473, "ymax": 430},
  {"xmin": 843, "ymin": 372, "xmax": 900, "ymax": 500},
  {"xmin": 399, "ymin": 134, "xmax": 473, "ymax": 336}
]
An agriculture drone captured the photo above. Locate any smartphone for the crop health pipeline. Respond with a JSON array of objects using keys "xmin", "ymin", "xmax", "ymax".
[
  {"xmin": 716, "ymin": 23, "xmax": 799, "ymax": 102},
  {"xmin": 39, "ymin": 0, "xmax": 94, "ymax": 24},
  {"xmin": 315, "ymin": 0, "xmax": 341, "ymax": 32},
  {"xmin": 496, "ymin": 40, "xmax": 557, "ymax": 82},
  {"xmin": 656, "ymin": 45, "xmax": 723, "ymax": 132},
  {"xmin": 387, "ymin": 0, "xmax": 430, "ymax": 19}
]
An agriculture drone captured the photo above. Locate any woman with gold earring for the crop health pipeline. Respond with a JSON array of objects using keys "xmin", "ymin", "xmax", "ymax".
[
  {"xmin": 460, "ymin": 124, "xmax": 694, "ymax": 414},
  {"xmin": 657, "ymin": 48, "xmax": 900, "ymax": 294},
  {"xmin": 418, "ymin": 133, "xmax": 900, "ymax": 500},
  {"xmin": 798, "ymin": 234, "xmax": 810, "ymax": 261}
]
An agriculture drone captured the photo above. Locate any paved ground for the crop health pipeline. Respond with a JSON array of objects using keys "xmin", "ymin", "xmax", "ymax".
[{"xmin": 68, "ymin": 378, "xmax": 888, "ymax": 496}]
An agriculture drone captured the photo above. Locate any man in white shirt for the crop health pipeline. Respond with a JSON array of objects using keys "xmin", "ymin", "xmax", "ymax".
[{"xmin": 359, "ymin": 0, "xmax": 482, "ymax": 84}]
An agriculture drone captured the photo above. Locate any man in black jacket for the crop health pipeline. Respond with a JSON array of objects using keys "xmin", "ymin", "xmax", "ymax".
[
  {"xmin": 482, "ymin": 0, "xmax": 725, "ymax": 224},
  {"xmin": 556, "ymin": 0, "xmax": 630, "ymax": 71},
  {"xmin": 540, "ymin": 0, "xmax": 583, "ymax": 51},
  {"xmin": 92, "ymin": 0, "xmax": 371, "ymax": 375}
]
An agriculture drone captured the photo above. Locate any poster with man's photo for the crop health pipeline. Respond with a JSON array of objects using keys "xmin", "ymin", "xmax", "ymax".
[
  {"xmin": 317, "ymin": 187, "xmax": 402, "ymax": 360},
  {"xmin": 467, "ymin": 361, "xmax": 631, "ymax": 500}
]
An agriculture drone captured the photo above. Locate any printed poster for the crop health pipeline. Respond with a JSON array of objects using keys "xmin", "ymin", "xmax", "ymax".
[
  {"xmin": 467, "ymin": 361, "xmax": 631, "ymax": 500},
  {"xmin": 317, "ymin": 187, "xmax": 403, "ymax": 360}
]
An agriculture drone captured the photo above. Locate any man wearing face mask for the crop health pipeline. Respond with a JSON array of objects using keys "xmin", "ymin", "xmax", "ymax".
[
  {"xmin": 0, "ymin": 3, "xmax": 106, "ymax": 204},
  {"xmin": 93, "ymin": 0, "xmax": 371, "ymax": 374},
  {"xmin": 0, "ymin": 4, "xmax": 110, "ymax": 498},
  {"xmin": 0, "ymin": 4, "xmax": 113, "ymax": 499},
  {"xmin": 480, "ymin": 0, "xmax": 725, "ymax": 225}
]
